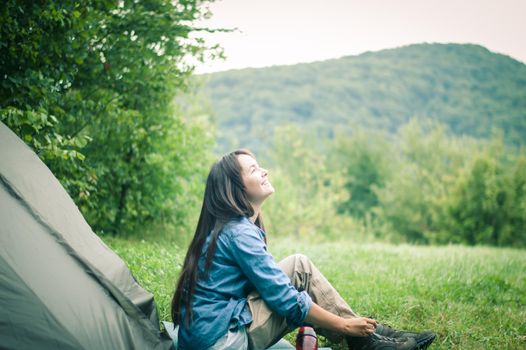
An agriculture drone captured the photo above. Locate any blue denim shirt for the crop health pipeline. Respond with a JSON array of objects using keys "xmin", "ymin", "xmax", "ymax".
[{"xmin": 177, "ymin": 216, "xmax": 313, "ymax": 350}]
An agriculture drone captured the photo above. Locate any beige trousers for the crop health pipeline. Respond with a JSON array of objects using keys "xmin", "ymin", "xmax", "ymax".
[{"xmin": 246, "ymin": 254, "xmax": 357, "ymax": 350}]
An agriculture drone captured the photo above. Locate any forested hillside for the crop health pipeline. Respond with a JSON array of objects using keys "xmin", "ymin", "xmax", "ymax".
[{"xmin": 200, "ymin": 43, "xmax": 526, "ymax": 153}]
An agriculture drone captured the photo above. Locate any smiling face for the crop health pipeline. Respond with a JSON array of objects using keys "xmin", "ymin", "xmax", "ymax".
[{"xmin": 237, "ymin": 153, "xmax": 275, "ymax": 205}]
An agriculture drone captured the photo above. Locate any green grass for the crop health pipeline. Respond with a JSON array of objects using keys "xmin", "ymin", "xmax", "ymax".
[{"xmin": 103, "ymin": 236, "xmax": 526, "ymax": 349}]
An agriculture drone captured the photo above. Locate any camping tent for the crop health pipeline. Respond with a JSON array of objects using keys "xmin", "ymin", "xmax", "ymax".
[{"xmin": 0, "ymin": 121, "xmax": 174, "ymax": 349}]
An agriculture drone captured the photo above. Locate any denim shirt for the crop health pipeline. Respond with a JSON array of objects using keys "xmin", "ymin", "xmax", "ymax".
[{"xmin": 177, "ymin": 216, "xmax": 313, "ymax": 350}]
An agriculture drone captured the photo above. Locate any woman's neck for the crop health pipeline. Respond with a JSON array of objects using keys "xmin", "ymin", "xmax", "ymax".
[{"xmin": 249, "ymin": 203, "xmax": 261, "ymax": 223}]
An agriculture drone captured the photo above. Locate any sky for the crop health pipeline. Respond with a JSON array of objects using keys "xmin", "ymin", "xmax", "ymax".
[{"xmin": 193, "ymin": 0, "xmax": 526, "ymax": 73}]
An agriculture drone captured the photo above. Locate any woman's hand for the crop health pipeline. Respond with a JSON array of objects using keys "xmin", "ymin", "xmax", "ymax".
[
  {"xmin": 338, "ymin": 316, "xmax": 377, "ymax": 337},
  {"xmin": 305, "ymin": 303, "xmax": 377, "ymax": 337}
]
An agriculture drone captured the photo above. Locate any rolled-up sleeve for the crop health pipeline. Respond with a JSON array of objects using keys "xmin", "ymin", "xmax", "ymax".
[{"xmin": 228, "ymin": 226, "xmax": 312, "ymax": 329}]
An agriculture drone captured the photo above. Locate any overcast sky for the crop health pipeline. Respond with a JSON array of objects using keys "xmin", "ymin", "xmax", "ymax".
[{"xmin": 193, "ymin": 0, "xmax": 526, "ymax": 73}]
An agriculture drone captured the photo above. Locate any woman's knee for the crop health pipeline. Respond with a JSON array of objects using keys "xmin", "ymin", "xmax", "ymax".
[
  {"xmin": 279, "ymin": 253, "xmax": 310, "ymax": 265},
  {"xmin": 293, "ymin": 253, "xmax": 310, "ymax": 265},
  {"xmin": 278, "ymin": 253, "xmax": 312, "ymax": 276},
  {"xmin": 290, "ymin": 253, "xmax": 312, "ymax": 273}
]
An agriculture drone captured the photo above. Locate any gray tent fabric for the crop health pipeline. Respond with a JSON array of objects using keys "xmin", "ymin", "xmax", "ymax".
[{"xmin": 0, "ymin": 122, "xmax": 174, "ymax": 350}]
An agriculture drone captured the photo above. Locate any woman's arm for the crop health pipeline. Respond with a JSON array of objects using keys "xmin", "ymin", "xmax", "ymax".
[
  {"xmin": 305, "ymin": 303, "xmax": 377, "ymax": 337},
  {"xmin": 228, "ymin": 227, "xmax": 313, "ymax": 328}
]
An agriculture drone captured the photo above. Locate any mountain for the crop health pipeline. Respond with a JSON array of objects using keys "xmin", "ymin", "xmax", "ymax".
[{"xmin": 198, "ymin": 43, "xmax": 526, "ymax": 154}]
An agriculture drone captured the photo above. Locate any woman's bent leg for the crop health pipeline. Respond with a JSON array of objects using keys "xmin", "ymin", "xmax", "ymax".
[
  {"xmin": 246, "ymin": 254, "xmax": 357, "ymax": 349},
  {"xmin": 278, "ymin": 253, "xmax": 357, "ymax": 342},
  {"xmin": 278, "ymin": 254, "xmax": 356, "ymax": 320}
]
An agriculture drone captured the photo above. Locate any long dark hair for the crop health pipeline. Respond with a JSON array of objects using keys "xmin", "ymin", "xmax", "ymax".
[{"xmin": 171, "ymin": 149, "xmax": 266, "ymax": 326}]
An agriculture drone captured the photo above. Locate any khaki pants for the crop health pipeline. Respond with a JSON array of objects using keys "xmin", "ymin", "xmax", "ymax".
[{"xmin": 246, "ymin": 254, "xmax": 356, "ymax": 350}]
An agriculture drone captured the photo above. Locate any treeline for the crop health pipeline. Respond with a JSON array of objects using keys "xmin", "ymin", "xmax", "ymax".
[
  {"xmin": 262, "ymin": 120, "xmax": 526, "ymax": 247},
  {"xmin": 1, "ymin": 0, "xmax": 218, "ymax": 238}
]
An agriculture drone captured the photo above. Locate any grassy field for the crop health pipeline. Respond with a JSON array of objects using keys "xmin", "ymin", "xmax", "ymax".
[{"xmin": 103, "ymin": 236, "xmax": 526, "ymax": 349}]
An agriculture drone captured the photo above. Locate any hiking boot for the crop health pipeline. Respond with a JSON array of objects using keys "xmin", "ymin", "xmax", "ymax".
[
  {"xmin": 374, "ymin": 324, "xmax": 436, "ymax": 349},
  {"xmin": 347, "ymin": 333, "xmax": 418, "ymax": 350}
]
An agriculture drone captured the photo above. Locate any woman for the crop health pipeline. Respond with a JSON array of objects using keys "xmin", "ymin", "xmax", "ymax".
[{"xmin": 171, "ymin": 149, "xmax": 435, "ymax": 350}]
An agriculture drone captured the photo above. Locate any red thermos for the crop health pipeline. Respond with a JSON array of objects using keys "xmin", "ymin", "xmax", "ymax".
[{"xmin": 296, "ymin": 326, "xmax": 318, "ymax": 350}]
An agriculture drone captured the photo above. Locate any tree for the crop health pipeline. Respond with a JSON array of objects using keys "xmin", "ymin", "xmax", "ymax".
[
  {"xmin": 446, "ymin": 137, "xmax": 526, "ymax": 247},
  {"xmin": 332, "ymin": 128, "xmax": 391, "ymax": 218},
  {"xmin": 500, "ymin": 154, "xmax": 526, "ymax": 246},
  {"xmin": 1, "ymin": 0, "xmax": 221, "ymax": 237}
]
